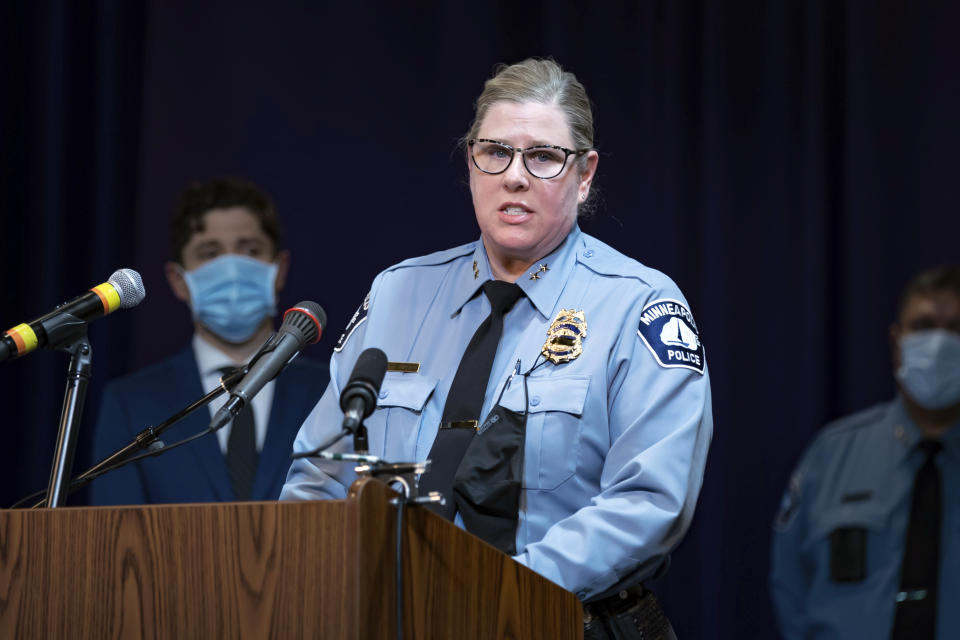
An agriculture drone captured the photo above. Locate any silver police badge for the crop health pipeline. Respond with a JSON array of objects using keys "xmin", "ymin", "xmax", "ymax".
[{"xmin": 541, "ymin": 309, "xmax": 587, "ymax": 364}]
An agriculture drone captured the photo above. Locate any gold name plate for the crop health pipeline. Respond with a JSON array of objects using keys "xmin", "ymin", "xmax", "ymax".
[{"xmin": 386, "ymin": 361, "xmax": 420, "ymax": 373}]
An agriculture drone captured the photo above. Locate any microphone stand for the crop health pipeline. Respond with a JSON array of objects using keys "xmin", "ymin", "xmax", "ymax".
[
  {"xmin": 354, "ymin": 424, "xmax": 369, "ymax": 454},
  {"xmin": 74, "ymin": 366, "xmax": 248, "ymax": 488},
  {"xmin": 45, "ymin": 315, "xmax": 93, "ymax": 508},
  {"xmin": 290, "ymin": 411, "xmax": 369, "ymax": 460},
  {"xmin": 67, "ymin": 331, "xmax": 281, "ymax": 499},
  {"xmin": 20, "ymin": 331, "xmax": 282, "ymax": 509},
  {"xmin": 289, "ymin": 420, "xmax": 369, "ymax": 460},
  {"xmin": 25, "ymin": 364, "xmax": 249, "ymax": 508}
]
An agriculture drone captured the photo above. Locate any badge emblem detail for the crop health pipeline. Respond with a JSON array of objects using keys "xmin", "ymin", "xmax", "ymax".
[{"xmin": 542, "ymin": 309, "xmax": 587, "ymax": 364}]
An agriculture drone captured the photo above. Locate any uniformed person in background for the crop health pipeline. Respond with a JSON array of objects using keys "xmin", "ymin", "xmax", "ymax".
[
  {"xmin": 770, "ymin": 265, "xmax": 960, "ymax": 639},
  {"xmin": 281, "ymin": 58, "xmax": 713, "ymax": 639}
]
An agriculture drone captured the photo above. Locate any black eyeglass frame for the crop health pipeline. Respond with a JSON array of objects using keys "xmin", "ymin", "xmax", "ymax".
[{"xmin": 468, "ymin": 138, "xmax": 592, "ymax": 179}]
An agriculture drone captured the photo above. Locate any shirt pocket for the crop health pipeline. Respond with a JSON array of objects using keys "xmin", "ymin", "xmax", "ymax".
[
  {"xmin": 368, "ymin": 372, "xmax": 438, "ymax": 454},
  {"xmin": 803, "ymin": 502, "xmax": 890, "ymax": 584},
  {"xmin": 375, "ymin": 372, "xmax": 437, "ymax": 411},
  {"xmin": 501, "ymin": 375, "xmax": 590, "ymax": 491}
]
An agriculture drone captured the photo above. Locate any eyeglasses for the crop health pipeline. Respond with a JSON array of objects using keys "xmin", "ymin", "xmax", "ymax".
[{"xmin": 468, "ymin": 138, "xmax": 591, "ymax": 179}]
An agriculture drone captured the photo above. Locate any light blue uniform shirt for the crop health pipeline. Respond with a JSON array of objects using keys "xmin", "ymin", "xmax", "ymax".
[
  {"xmin": 770, "ymin": 396, "xmax": 960, "ymax": 639},
  {"xmin": 282, "ymin": 226, "xmax": 713, "ymax": 599}
]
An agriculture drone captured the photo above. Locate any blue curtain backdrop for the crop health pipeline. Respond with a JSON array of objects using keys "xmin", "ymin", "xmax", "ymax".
[{"xmin": 1, "ymin": 2, "xmax": 958, "ymax": 637}]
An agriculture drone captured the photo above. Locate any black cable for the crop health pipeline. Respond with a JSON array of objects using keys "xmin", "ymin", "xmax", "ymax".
[
  {"xmin": 527, "ymin": 353, "xmax": 548, "ymax": 375},
  {"xmin": 10, "ymin": 366, "xmax": 250, "ymax": 509},
  {"xmin": 73, "ymin": 429, "xmax": 211, "ymax": 484},
  {"xmin": 9, "ymin": 488, "xmax": 46, "ymax": 509},
  {"xmin": 290, "ymin": 427, "xmax": 351, "ymax": 459},
  {"xmin": 26, "ymin": 428, "xmax": 214, "ymax": 508}
]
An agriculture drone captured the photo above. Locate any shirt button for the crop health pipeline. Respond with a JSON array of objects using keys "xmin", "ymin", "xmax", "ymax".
[
  {"xmin": 378, "ymin": 390, "xmax": 389, "ymax": 399},
  {"xmin": 530, "ymin": 396, "xmax": 541, "ymax": 406},
  {"xmin": 583, "ymin": 249, "xmax": 594, "ymax": 258},
  {"xmin": 894, "ymin": 425, "xmax": 905, "ymax": 440}
]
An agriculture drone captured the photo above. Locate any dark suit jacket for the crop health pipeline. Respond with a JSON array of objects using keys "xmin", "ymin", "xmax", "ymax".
[{"xmin": 88, "ymin": 345, "xmax": 328, "ymax": 505}]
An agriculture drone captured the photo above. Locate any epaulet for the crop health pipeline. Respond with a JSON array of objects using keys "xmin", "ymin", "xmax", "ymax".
[
  {"xmin": 335, "ymin": 242, "xmax": 477, "ymax": 354},
  {"xmin": 814, "ymin": 403, "xmax": 890, "ymax": 444},
  {"xmin": 384, "ymin": 241, "xmax": 477, "ymax": 273},
  {"xmin": 793, "ymin": 403, "xmax": 894, "ymax": 472},
  {"xmin": 576, "ymin": 233, "xmax": 678, "ymax": 294}
]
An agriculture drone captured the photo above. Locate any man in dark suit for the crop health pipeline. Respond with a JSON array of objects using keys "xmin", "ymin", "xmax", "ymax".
[{"xmin": 90, "ymin": 178, "xmax": 328, "ymax": 504}]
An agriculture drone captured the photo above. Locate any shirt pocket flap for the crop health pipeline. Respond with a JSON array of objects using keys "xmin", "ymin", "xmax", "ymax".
[
  {"xmin": 808, "ymin": 502, "xmax": 889, "ymax": 544},
  {"xmin": 499, "ymin": 375, "xmax": 590, "ymax": 415},
  {"xmin": 375, "ymin": 373, "xmax": 437, "ymax": 412}
]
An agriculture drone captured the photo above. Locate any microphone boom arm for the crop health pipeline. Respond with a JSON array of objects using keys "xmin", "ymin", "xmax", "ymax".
[
  {"xmin": 20, "ymin": 365, "xmax": 248, "ymax": 508},
  {"xmin": 76, "ymin": 366, "xmax": 248, "ymax": 486}
]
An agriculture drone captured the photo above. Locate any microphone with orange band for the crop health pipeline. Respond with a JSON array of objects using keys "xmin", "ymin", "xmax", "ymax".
[{"xmin": 1, "ymin": 268, "xmax": 146, "ymax": 362}]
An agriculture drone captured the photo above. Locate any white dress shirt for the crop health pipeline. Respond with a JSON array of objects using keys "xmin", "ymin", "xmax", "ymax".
[{"xmin": 193, "ymin": 334, "xmax": 275, "ymax": 454}]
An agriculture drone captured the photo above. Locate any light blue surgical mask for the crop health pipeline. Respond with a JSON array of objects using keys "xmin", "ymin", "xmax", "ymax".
[
  {"xmin": 182, "ymin": 254, "xmax": 278, "ymax": 344},
  {"xmin": 896, "ymin": 329, "xmax": 960, "ymax": 410}
]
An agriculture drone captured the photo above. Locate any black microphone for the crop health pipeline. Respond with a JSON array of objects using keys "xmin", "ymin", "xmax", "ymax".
[
  {"xmin": 340, "ymin": 347, "xmax": 388, "ymax": 433},
  {"xmin": 1, "ymin": 268, "xmax": 146, "ymax": 362},
  {"xmin": 208, "ymin": 301, "xmax": 326, "ymax": 431}
]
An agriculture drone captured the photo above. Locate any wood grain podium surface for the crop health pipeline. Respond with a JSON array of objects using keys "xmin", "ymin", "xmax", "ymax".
[{"xmin": 0, "ymin": 479, "xmax": 581, "ymax": 639}]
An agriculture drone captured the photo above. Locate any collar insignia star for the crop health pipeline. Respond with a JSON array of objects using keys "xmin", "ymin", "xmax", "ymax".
[
  {"xmin": 529, "ymin": 263, "xmax": 548, "ymax": 281},
  {"xmin": 472, "ymin": 260, "xmax": 479, "ymax": 280}
]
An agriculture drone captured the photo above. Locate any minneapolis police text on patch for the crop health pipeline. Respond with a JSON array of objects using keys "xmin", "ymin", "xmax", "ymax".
[
  {"xmin": 636, "ymin": 298, "xmax": 705, "ymax": 374},
  {"xmin": 334, "ymin": 292, "xmax": 370, "ymax": 352}
]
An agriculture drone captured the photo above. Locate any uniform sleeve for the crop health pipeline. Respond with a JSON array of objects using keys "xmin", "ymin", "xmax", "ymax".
[
  {"xmin": 769, "ymin": 458, "xmax": 814, "ymax": 639},
  {"xmin": 514, "ymin": 297, "xmax": 713, "ymax": 598},
  {"xmin": 88, "ymin": 382, "xmax": 149, "ymax": 506},
  {"xmin": 280, "ymin": 275, "xmax": 384, "ymax": 501}
]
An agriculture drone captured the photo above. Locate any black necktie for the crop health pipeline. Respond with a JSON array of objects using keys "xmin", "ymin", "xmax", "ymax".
[
  {"xmin": 892, "ymin": 439, "xmax": 943, "ymax": 639},
  {"xmin": 419, "ymin": 280, "xmax": 525, "ymax": 518},
  {"xmin": 220, "ymin": 366, "xmax": 259, "ymax": 501}
]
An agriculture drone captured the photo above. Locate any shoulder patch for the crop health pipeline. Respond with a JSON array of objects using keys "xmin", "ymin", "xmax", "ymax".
[
  {"xmin": 334, "ymin": 292, "xmax": 370, "ymax": 353},
  {"xmin": 636, "ymin": 298, "xmax": 705, "ymax": 374},
  {"xmin": 774, "ymin": 471, "xmax": 803, "ymax": 531}
]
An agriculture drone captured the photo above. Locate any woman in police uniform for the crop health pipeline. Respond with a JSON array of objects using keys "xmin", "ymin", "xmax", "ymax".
[{"xmin": 282, "ymin": 59, "xmax": 712, "ymax": 639}]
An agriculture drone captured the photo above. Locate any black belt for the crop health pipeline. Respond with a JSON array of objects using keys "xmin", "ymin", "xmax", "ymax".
[{"xmin": 583, "ymin": 587, "xmax": 676, "ymax": 640}]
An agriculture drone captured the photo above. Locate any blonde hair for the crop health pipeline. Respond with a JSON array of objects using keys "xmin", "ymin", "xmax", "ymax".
[{"xmin": 463, "ymin": 58, "xmax": 595, "ymax": 162}]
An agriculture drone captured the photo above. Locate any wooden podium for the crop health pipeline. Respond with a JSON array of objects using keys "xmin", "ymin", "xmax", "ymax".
[{"xmin": 0, "ymin": 478, "xmax": 582, "ymax": 639}]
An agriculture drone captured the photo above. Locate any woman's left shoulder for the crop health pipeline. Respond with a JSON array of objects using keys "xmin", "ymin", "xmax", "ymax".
[{"xmin": 576, "ymin": 232, "xmax": 685, "ymax": 300}]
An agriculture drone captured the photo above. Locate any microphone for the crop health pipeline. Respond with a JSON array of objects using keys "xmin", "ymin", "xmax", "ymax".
[
  {"xmin": 288, "ymin": 347, "xmax": 387, "ymax": 460},
  {"xmin": 340, "ymin": 347, "xmax": 388, "ymax": 433},
  {"xmin": 208, "ymin": 301, "xmax": 326, "ymax": 431},
  {"xmin": 1, "ymin": 268, "xmax": 146, "ymax": 361}
]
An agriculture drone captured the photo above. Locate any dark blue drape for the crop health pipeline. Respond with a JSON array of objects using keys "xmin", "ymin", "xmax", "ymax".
[{"xmin": 2, "ymin": 2, "xmax": 958, "ymax": 637}]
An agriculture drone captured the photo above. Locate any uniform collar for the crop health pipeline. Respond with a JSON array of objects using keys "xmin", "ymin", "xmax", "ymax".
[
  {"xmin": 517, "ymin": 225, "xmax": 582, "ymax": 319},
  {"xmin": 888, "ymin": 394, "xmax": 960, "ymax": 463},
  {"xmin": 448, "ymin": 242, "xmax": 493, "ymax": 316},
  {"xmin": 448, "ymin": 226, "xmax": 583, "ymax": 319}
]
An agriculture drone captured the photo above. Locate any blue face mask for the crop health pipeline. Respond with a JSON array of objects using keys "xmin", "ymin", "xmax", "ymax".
[
  {"xmin": 896, "ymin": 329, "xmax": 960, "ymax": 410},
  {"xmin": 182, "ymin": 254, "xmax": 278, "ymax": 344}
]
